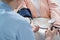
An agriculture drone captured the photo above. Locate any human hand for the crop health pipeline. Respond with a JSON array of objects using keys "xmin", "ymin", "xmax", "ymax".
[
  {"xmin": 33, "ymin": 25, "xmax": 40, "ymax": 32},
  {"xmin": 45, "ymin": 27, "xmax": 58, "ymax": 40}
]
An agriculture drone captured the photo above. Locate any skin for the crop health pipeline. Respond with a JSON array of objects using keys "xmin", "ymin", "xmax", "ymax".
[
  {"xmin": 24, "ymin": 0, "xmax": 50, "ymax": 18},
  {"xmin": 6, "ymin": 0, "xmax": 23, "ymax": 12},
  {"xmin": 45, "ymin": 27, "xmax": 58, "ymax": 40},
  {"xmin": 24, "ymin": 0, "xmax": 38, "ymax": 18}
]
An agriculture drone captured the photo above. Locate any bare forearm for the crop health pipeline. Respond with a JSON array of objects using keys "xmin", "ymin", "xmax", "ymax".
[
  {"xmin": 25, "ymin": 0, "xmax": 38, "ymax": 18},
  {"xmin": 27, "ymin": 5, "xmax": 37, "ymax": 18}
]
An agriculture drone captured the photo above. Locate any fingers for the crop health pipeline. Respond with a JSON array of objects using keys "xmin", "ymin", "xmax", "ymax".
[
  {"xmin": 52, "ymin": 27, "xmax": 57, "ymax": 31},
  {"xmin": 46, "ymin": 27, "xmax": 58, "ymax": 33},
  {"xmin": 51, "ymin": 27, "xmax": 58, "ymax": 33},
  {"xmin": 45, "ymin": 27, "xmax": 58, "ymax": 37},
  {"xmin": 33, "ymin": 25, "xmax": 40, "ymax": 32},
  {"xmin": 52, "ymin": 27, "xmax": 58, "ymax": 35},
  {"xmin": 45, "ymin": 27, "xmax": 58, "ymax": 38}
]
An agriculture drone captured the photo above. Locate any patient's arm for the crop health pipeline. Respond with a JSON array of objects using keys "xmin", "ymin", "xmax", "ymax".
[
  {"xmin": 38, "ymin": 0, "xmax": 50, "ymax": 18},
  {"xmin": 24, "ymin": 0, "xmax": 38, "ymax": 18}
]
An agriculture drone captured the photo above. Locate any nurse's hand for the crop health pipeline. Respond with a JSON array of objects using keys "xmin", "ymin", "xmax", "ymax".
[
  {"xmin": 33, "ymin": 26, "xmax": 40, "ymax": 33},
  {"xmin": 45, "ymin": 27, "xmax": 58, "ymax": 40}
]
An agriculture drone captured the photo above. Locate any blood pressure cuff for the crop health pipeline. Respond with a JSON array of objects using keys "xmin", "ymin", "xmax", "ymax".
[{"xmin": 17, "ymin": 8, "xmax": 32, "ymax": 18}]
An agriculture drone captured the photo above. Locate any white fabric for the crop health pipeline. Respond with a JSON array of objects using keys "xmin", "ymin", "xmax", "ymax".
[
  {"xmin": 32, "ymin": 18, "xmax": 50, "ymax": 28},
  {"xmin": 32, "ymin": 18, "xmax": 50, "ymax": 40},
  {"xmin": 32, "ymin": 18, "xmax": 60, "ymax": 40}
]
